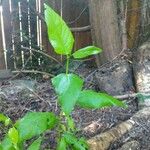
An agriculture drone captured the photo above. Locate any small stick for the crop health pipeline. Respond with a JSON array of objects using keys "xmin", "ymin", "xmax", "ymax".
[
  {"xmin": 21, "ymin": 46, "xmax": 63, "ymax": 67},
  {"xmin": 12, "ymin": 70, "xmax": 54, "ymax": 77},
  {"xmin": 114, "ymin": 92, "xmax": 150, "ymax": 100}
]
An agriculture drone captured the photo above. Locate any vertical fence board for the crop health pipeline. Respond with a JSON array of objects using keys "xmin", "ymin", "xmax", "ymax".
[
  {"xmin": 21, "ymin": 0, "xmax": 30, "ymax": 67},
  {"xmin": 1, "ymin": 0, "xmax": 92, "ymax": 70},
  {"xmin": 70, "ymin": 0, "xmax": 92, "ymax": 50},
  {"xmin": 11, "ymin": 0, "xmax": 22, "ymax": 69},
  {"xmin": 2, "ymin": 0, "xmax": 13, "ymax": 69},
  {"xmin": 0, "ymin": 8, "xmax": 5, "ymax": 69}
]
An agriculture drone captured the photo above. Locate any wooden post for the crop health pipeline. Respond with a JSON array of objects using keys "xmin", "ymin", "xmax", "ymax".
[{"xmin": 89, "ymin": 0, "xmax": 121, "ymax": 65}]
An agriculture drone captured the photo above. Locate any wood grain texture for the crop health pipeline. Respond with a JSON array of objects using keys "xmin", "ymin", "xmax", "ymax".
[
  {"xmin": 89, "ymin": 0, "xmax": 121, "ymax": 65},
  {"xmin": 0, "ymin": 6, "xmax": 5, "ymax": 69},
  {"xmin": 127, "ymin": 0, "xmax": 141, "ymax": 49}
]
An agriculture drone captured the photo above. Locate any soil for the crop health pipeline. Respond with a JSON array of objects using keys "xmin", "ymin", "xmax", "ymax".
[{"xmin": 0, "ymin": 61, "xmax": 150, "ymax": 150}]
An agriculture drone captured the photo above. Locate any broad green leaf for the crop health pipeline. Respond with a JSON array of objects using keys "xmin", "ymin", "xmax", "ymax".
[
  {"xmin": 63, "ymin": 132, "xmax": 87, "ymax": 150},
  {"xmin": 52, "ymin": 73, "xmax": 83, "ymax": 114},
  {"xmin": 15, "ymin": 112, "xmax": 57, "ymax": 142},
  {"xmin": 72, "ymin": 46, "xmax": 102, "ymax": 59},
  {"xmin": 0, "ymin": 114, "xmax": 7, "ymax": 122},
  {"xmin": 1, "ymin": 136, "xmax": 15, "ymax": 150},
  {"xmin": 77, "ymin": 137, "xmax": 89, "ymax": 150},
  {"xmin": 77, "ymin": 90, "xmax": 126, "ymax": 109},
  {"xmin": 8, "ymin": 127, "xmax": 19, "ymax": 145},
  {"xmin": 27, "ymin": 137, "xmax": 42, "ymax": 150},
  {"xmin": 44, "ymin": 4, "xmax": 74, "ymax": 55},
  {"xmin": 0, "ymin": 144, "xmax": 2, "ymax": 150},
  {"xmin": 57, "ymin": 137, "xmax": 67, "ymax": 150},
  {"xmin": 63, "ymin": 132, "xmax": 77, "ymax": 145},
  {"xmin": 0, "ymin": 114, "xmax": 11, "ymax": 126}
]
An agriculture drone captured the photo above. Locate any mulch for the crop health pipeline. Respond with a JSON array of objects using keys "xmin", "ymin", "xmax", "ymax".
[{"xmin": 0, "ymin": 62, "xmax": 150, "ymax": 149}]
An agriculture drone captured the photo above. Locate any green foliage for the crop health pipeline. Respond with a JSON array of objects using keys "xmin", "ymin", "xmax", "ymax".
[
  {"xmin": 0, "ymin": 4, "xmax": 126, "ymax": 150},
  {"xmin": 52, "ymin": 73, "xmax": 83, "ymax": 114},
  {"xmin": 0, "ymin": 136, "xmax": 15, "ymax": 150},
  {"xmin": 73, "ymin": 46, "xmax": 102, "ymax": 59},
  {"xmin": 8, "ymin": 127, "xmax": 19, "ymax": 145},
  {"xmin": 0, "ymin": 114, "xmax": 11, "ymax": 126},
  {"xmin": 57, "ymin": 137, "xmax": 66, "ymax": 150},
  {"xmin": 63, "ymin": 132, "xmax": 88, "ymax": 150},
  {"xmin": 0, "ymin": 112, "xmax": 57, "ymax": 150},
  {"xmin": 44, "ymin": 4, "xmax": 74, "ymax": 55},
  {"xmin": 77, "ymin": 90, "xmax": 126, "ymax": 109},
  {"xmin": 27, "ymin": 137, "xmax": 42, "ymax": 150},
  {"xmin": 15, "ymin": 112, "xmax": 57, "ymax": 142}
]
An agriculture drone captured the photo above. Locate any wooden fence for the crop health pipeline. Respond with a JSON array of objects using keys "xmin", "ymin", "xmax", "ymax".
[{"xmin": 0, "ymin": 0, "xmax": 92, "ymax": 70}]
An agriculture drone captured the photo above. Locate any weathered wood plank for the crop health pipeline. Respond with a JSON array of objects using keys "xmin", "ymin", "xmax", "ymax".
[
  {"xmin": 0, "ymin": 12, "xmax": 5, "ymax": 69},
  {"xmin": 0, "ymin": 7, "xmax": 5, "ymax": 69},
  {"xmin": 2, "ymin": 0, "xmax": 13, "ymax": 69}
]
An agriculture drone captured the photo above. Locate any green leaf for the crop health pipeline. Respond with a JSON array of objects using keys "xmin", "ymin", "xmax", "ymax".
[
  {"xmin": 0, "ymin": 145, "xmax": 2, "ymax": 150},
  {"xmin": 77, "ymin": 90, "xmax": 126, "ymax": 109},
  {"xmin": 66, "ymin": 116, "xmax": 75, "ymax": 131},
  {"xmin": 5, "ymin": 118, "xmax": 11, "ymax": 126},
  {"xmin": 63, "ymin": 132, "xmax": 87, "ymax": 150},
  {"xmin": 77, "ymin": 137, "xmax": 89, "ymax": 150},
  {"xmin": 57, "ymin": 137, "xmax": 67, "ymax": 150},
  {"xmin": 52, "ymin": 73, "xmax": 83, "ymax": 114},
  {"xmin": 8, "ymin": 127, "xmax": 19, "ymax": 145},
  {"xmin": 27, "ymin": 137, "xmax": 42, "ymax": 150},
  {"xmin": 15, "ymin": 112, "xmax": 57, "ymax": 142},
  {"xmin": 1, "ymin": 136, "xmax": 15, "ymax": 150},
  {"xmin": 0, "ymin": 114, "xmax": 11, "ymax": 126},
  {"xmin": 0, "ymin": 114, "xmax": 7, "ymax": 122},
  {"xmin": 72, "ymin": 46, "xmax": 102, "ymax": 59},
  {"xmin": 44, "ymin": 4, "xmax": 74, "ymax": 55},
  {"xmin": 63, "ymin": 132, "xmax": 77, "ymax": 145}
]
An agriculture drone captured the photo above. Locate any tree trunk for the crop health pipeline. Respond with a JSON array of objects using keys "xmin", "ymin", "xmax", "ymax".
[
  {"xmin": 88, "ymin": 0, "xmax": 121, "ymax": 65},
  {"xmin": 89, "ymin": 0, "xmax": 134, "ymax": 95},
  {"xmin": 126, "ymin": 0, "xmax": 141, "ymax": 49},
  {"xmin": 139, "ymin": 0, "xmax": 150, "ymax": 44}
]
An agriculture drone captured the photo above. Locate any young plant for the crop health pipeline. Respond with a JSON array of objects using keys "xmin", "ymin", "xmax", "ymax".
[{"xmin": 0, "ymin": 4, "xmax": 126, "ymax": 150}]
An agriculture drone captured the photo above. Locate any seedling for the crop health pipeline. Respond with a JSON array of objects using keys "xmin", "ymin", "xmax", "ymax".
[{"xmin": 0, "ymin": 4, "xmax": 126, "ymax": 150}]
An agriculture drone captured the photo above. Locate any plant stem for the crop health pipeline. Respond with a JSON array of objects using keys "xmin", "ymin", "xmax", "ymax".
[{"xmin": 66, "ymin": 55, "xmax": 70, "ymax": 75}]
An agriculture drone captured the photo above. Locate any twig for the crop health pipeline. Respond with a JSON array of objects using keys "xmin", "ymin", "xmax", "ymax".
[
  {"xmin": 29, "ymin": 4, "xmax": 90, "ymax": 32},
  {"xmin": 67, "ymin": 6, "xmax": 88, "ymax": 24},
  {"xmin": 12, "ymin": 70, "xmax": 54, "ymax": 77},
  {"xmin": 114, "ymin": 92, "xmax": 150, "ymax": 100},
  {"xmin": 21, "ymin": 46, "xmax": 63, "ymax": 67},
  {"xmin": 25, "ymin": 86, "xmax": 52, "ymax": 107},
  {"xmin": 71, "ymin": 25, "xmax": 91, "ymax": 32}
]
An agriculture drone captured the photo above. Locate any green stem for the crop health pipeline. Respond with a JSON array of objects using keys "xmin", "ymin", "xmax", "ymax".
[{"xmin": 66, "ymin": 55, "xmax": 70, "ymax": 75}]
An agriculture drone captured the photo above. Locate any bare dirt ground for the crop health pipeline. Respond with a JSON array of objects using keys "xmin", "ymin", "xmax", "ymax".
[{"xmin": 0, "ymin": 61, "xmax": 150, "ymax": 150}]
